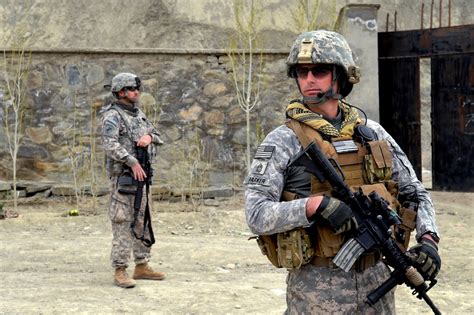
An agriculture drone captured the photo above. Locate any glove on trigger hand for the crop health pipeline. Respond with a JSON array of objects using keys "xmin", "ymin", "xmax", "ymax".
[
  {"xmin": 313, "ymin": 196, "xmax": 357, "ymax": 234},
  {"xmin": 407, "ymin": 238, "xmax": 441, "ymax": 280}
]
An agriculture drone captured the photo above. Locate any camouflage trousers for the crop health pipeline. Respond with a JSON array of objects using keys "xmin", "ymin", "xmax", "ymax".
[
  {"xmin": 109, "ymin": 177, "xmax": 152, "ymax": 268},
  {"xmin": 285, "ymin": 261, "xmax": 395, "ymax": 315}
]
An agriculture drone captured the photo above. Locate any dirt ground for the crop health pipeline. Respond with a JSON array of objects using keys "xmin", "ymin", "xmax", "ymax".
[{"xmin": 0, "ymin": 190, "xmax": 472, "ymax": 314}]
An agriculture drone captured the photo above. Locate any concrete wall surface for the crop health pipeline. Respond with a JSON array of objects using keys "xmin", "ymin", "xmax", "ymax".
[{"xmin": 1, "ymin": 0, "xmax": 472, "ymax": 50}]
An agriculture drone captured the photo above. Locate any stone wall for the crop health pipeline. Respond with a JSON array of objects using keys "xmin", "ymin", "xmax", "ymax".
[
  {"xmin": 0, "ymin": 51, "xmax": 293, "ymax": 189},
  {"xmin": 0, "ymin": 0, "xmax": 472, "ymax": 190}
]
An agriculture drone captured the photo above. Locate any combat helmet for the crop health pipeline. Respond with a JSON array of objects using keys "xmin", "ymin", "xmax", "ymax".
[
  {"xmin": 110, "ymin": 72, "xmax": 141, "ymax": 94},
  {"xmin": 286, "ymin": 30, "xmax": 360, "ymax": 99}
]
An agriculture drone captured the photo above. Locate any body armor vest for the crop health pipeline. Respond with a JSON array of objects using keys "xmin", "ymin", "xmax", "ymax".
[
  {"xmin": 286, "ymin": 119, "xmax": 416, "ymax": 257},
  {"xmin": 102, "ymin": 103, "xmax": 157, "ymax": 177}
]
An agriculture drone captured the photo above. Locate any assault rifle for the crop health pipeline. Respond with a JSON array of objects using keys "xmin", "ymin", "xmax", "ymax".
[
  {"xmin": 131, "ymin": 145, "xmax": 155, "ymax": 247},
  {"xmin": 293, "ymin": 141, "xmax": 441, "ymax": 315}
]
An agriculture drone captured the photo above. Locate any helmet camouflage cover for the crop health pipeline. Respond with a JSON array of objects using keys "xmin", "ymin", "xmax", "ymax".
[
  {"xmin": 110, "ymin": 72, "xmax": 141, "ymax": 93},
  {"xmin": 286, "ymin": 30, "xmax": 360, "ymax": 96}
]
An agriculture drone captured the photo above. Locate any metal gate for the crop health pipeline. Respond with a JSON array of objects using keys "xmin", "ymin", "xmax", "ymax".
[{"xmin": 378, "ymin": 25, "xmax": 474, "ymax": 192}]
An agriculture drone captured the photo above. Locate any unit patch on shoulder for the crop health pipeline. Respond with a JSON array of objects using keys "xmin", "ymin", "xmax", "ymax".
[
  {"xmin": 103, "ymin": 119, "xmax": 118, "ymax": 137},
  {"xmin": 244, "ymin": 175, "xmax": 270, "ymax": 186},
  {"xmin": 252, "ymin": 161, "xmax": 268, "ymax": 175},
  {"xmin": 255, "ymin": 145, "xmax": 275, "ymax": 159}
]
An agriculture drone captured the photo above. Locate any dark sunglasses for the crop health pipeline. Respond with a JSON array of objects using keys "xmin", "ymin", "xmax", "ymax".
[
  {"xmin": 295, "ymin": 65, "xmax": 333, "ymax": 78},
  {"xmin": 125, "ymin": 86, "xmax": 140, "ymax": 92}
]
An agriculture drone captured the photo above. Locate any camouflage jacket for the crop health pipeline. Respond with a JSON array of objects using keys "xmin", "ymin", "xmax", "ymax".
[
  {"xmin": 244, "ymin": 119, "xmax": 439, "ymax": 241},
  {"xmin": 100, "ymin": 102, "xmax": 163, "ymax": 177}
]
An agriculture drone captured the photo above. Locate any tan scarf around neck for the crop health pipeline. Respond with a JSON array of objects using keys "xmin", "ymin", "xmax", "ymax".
[{"xmin": 286, "ymin": 100, "xmax": 361, "ymax": 138}]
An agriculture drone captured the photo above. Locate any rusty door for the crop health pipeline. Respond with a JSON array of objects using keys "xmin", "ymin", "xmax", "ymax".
[
  {"xmin": 379, "ymin": 57, "xmax": 422, "ymax": 179},
  {"xmin": 378, "ymin": 25, "xmax": 474, "ymax": 191},
  {"xmin": 431, "ymin": 55, "xmax": 474, "ymax": 191}
]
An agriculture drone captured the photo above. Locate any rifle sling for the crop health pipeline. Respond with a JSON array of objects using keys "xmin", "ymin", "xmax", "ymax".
[
  {"xmin": 131, "ymin": 179, "xmax": 155, "ymax": 247},
  {"xmin": 287, "ymin": 119, "xmax": 317, "ymax": 147}
]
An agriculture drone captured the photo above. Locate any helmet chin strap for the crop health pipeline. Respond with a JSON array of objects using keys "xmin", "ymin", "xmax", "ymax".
[
  {"xmin": 302, "ymin": 86, "xmax": 341, "ymax": 105},
  {"xmin": 297, "ymin": 66, "xmax": 343, "ymax": 105}
]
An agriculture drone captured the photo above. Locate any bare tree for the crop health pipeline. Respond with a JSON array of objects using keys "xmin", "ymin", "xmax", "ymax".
[
  {"xmin": 291, "ymin": 0, "xmax": 337, "ymax": 32},
  {"xmin": 227, "ymin": 0, "xmax": 264, "ymax": 172},
  {"xmin": 1, "ymin": 34, "xmax": 31, "ymax": 212},
  {"xmin": 65, "ymin": 96, "xmax": 84, "ymax": 210},
  {"xmin": 88, "ymin": 101, "xmax": 101, "ymax": 214},
  {"xmin": 66, "ymin": 93, "xmax": 104, "ymax": 214}
]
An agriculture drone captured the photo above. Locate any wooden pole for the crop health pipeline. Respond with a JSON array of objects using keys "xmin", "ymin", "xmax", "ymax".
[
  {"xmin": 430, "ymin": 0, "xmax": 434, "ymax": 29},
  {"xmin": 439, "ymin": 0, "xmax": 443, "ymax": 27},
  {"xmin": 448, "ymin": 0, "xmax": 452, "ymax": 26},
  {"xmin": 421, "ymin": 3, "xmax": 425, "ymax": 30},
  {"xmin": 394, "ymin": 11, "xmax": 398, "ymax": 31}
]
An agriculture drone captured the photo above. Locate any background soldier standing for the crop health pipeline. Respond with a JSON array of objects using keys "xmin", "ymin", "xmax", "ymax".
[
  {"xmin": 244, "ymin": 30, "xmax": 441, "ymax": 313},
  {"xmin": 101, "ymin": 72, "xmax": 165, "ymax": 288}
]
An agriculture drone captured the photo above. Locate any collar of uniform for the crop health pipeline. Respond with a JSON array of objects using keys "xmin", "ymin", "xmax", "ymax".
[
  {"xmin": 114, "ymin": 101, "xmax": 139, "ymax": 116},
  {"xmin": 324, "ymin": 108, "xmax": 343, "ymax": 131}
]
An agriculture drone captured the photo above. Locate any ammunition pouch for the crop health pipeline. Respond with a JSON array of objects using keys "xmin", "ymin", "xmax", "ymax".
[
  {"xmin": 277, "ymin": 228, "xmax": 314, "ymax": 269},
  {"xmin": 363, "ymin": 140, "xmax": 393, "ymax": 184},
  {"xmin": 360, "ymin": 182, "xmax": 418, "ymax": 251},
  {"xmin": 254, "ymin": 227, "xmax": 314, "ymax": 269},
  {"xmin": 313, "ymin": 225, "xmax": 344, "ymax": 257},
  {"xmin": 312, "ymin": 183, "xmax": 399, "ymax": 258},
  {"xmin": 359, "ymin": 182, "xmax": 398, "ymax": 210},
  {"xmin": 254, "ymin": 234, "xmax": 280, "ymax": 268},
  {"xmin": 117, "ymin": 172, "xmax": 138, "ymax": 194},
  {"xmin": 394, "ymin": 201, "xmax": 417, "ymax": 251}
]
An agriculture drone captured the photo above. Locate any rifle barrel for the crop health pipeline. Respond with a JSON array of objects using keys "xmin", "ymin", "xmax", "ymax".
[{"xmin": 420, "ymin": 292, "xmax": 441, "ymax": 315}]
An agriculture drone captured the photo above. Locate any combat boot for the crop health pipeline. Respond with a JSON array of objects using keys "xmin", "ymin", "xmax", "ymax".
[
  {"xmin": 133, "ymin": 263, "xmax": 166, "ymax": 280},
  {"xmin": 114, "ymin": 267, "xmax": 136, "ymax": 288}
]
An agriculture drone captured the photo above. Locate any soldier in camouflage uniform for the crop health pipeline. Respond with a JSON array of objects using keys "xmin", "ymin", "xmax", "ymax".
[
  {"xmin": 244, "ymin": 30, "xmax": 441, "ymax": 314},
  {"xmin": 101, "ymin": 72, "xmax": 165, "ymax": 288}
]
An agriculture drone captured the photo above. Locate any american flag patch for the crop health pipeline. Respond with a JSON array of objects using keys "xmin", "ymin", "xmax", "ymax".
[{"xmin": 255, "ymin": 145, "xmax": 275, "ymax": 159}]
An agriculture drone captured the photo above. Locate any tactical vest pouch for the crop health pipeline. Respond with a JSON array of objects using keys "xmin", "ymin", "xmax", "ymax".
[
  {"xmin": 364, "ymin": 141, "xmax": 393, "ymax": 184},
  {"xmin": 277, "ymin": 228, "xmax": 314, "ymax": 269},
  {"xmin": 313, "ymin": 183, "xmax": 397, "ymax": 258},
  {"xmin": 254, "ymin": 234, "xmax": 281, "ymax": 268},
  {"xmin": 314, "ymin": 225, "xmax": 345, "ymax": 257},
  {"xmin": 394, "ymin": 201, "xmax": 417, "ymax": 251},
  {"xmin": 359, "ymin": 183, "xmax": 416, "ymax": 251},
  {"xmin": 359, "ymin": 183, "xmax": 395, "ymax": 207},
  {"xmin": 117, "ymin": 173, "xmax": 138, "ymax": 194}
]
